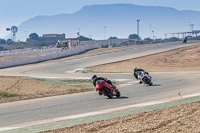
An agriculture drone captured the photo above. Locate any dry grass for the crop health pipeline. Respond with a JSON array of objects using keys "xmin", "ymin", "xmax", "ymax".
[
  {"xmin": 0, "ymin": 76, "xmax": 94, "ymax": 103},
  {"xmin": 0, "ymin": 76, "xmax": 122, "ymax": 103}
]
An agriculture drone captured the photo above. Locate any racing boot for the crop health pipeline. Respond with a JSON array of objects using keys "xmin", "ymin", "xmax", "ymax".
[
  {"xmin": 98, "ymin": 92, "xmax": 103, "ymax": 95},
  {"xmin": 113, "ymin": 86, "xmax": 119, "ymax": 95},
  {"xmin": 113, "ymin": 86, "xmax": 118, "ymax": 91}
]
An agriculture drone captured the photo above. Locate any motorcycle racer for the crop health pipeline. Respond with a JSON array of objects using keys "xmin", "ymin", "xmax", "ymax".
[
  {"xmin": 91, "ymin": 75, "xmax": 118, "ymax": 92},
  {"xmin": 133, "ymin": 67, "xmax": 151, "ymax": 84},
  {"xmin": 91, "ymin": 75, "xmax": 120, "ymax": 98}
]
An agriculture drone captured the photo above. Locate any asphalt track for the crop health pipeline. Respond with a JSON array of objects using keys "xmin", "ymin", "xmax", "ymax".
[{"xmin": 0, "ymin": 41, "xmax": 200, "ymax": 132}]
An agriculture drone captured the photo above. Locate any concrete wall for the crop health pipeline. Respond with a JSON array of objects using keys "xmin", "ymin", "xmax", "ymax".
[{"xmin": 0, "ymin": 44, "xmax": 100, "ymax": 68}]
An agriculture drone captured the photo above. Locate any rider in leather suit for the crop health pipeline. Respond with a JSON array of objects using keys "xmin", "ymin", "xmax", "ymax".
[
  {"xmin": 133, "ymin": 67, "xmax": 150, "ymax": 84},
  {"xmin": 91, "ymin": 75, "xmax": 117, "ymax": 95}
]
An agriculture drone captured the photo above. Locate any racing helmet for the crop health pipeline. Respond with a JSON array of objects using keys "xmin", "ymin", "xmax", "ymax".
[
  {"xmin": 134, "ymin": 67, "xmax": 138, "ymax": 71},
  {"xmin": 91, "ymin": 75, "xmax": 97, "ymax": 80}
]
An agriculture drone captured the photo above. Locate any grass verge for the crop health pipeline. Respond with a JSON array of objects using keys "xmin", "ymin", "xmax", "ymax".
[
  {"xmin": 0, "ymin": 91, "xmax": 20, "ymax": 99},
  {"xmin": 24, "ymin": 77, "xmax": 92, "ymax": 85},
  {"xmin": 0, "ymin": 76, "xmax": 94, "ymax": 103}
]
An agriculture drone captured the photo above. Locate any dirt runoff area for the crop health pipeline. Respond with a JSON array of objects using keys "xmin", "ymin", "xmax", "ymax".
[
  {"xmin": 91, "ymin": 43, "xmax": 200, "ymax": 73},
  {"xmin": 42, "ymin": 101, "xmax": 200, "ymax": 133},
  {"xmin": 41, "ymin": 43, "xmax": 200, "ymax": 133}
]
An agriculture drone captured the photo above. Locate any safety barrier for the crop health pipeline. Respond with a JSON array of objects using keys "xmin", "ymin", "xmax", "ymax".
[{"xmin": 0, "ymin": 44, "xmax": 100, "ymax": 68}]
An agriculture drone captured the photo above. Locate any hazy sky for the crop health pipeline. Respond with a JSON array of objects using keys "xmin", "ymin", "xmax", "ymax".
[{"xmin": 1, "ymin": 0, "xmax": 200, "ymax": 39}]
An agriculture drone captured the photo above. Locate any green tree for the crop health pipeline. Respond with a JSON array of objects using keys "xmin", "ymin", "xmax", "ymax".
[
  {"xmin": 29, "ymin": 33, "xmax": 39, "ymax": 40},
  {"xmin": 109, "ymin": 36, "xmax": 118, "ymax": 39},
  {"xmin": 193, "ymin": 36, "xmax": 200, "ymax": 40},
  {"xmin": 129, "ymin": 34, "xmax": 140, "ymax": 40},
  {"xmin": 144, "ymin": 38, "xmax": 153, "ymax": 42},
  {"xmin": 154, "ymin": 39, "xmax": 163, "ymax": 43},
  {"xmin": 168, "ymin": 37, "xmax": 180, "ymax": 42},
  {"xmin": 0, "ymin": 39, "xmax": 6, "ymax": 44},
  {"xmin": 76, "ymin": 36, "xmax": 92, "ymax": 41},
  {"xmin": 6, "ymin": 39, "xmax": 14, "ymax": 44},
  {"xmin": 55, "ymin": 41, "xmax": 68, "ymax": 49},
  {"xmin": 14, "ymin": 44, "xmax": 24, "ymax": 49}
]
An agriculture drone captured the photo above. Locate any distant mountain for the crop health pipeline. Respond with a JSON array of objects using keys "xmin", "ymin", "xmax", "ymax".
[{"xmin": 17, "ymin": 4, "xmax": 200, "ymax": 41}]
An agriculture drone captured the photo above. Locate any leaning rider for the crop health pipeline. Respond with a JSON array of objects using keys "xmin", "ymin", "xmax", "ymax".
[
  {"xmin": 91, "ymin": 75, "xmax": 117, "ymax": 90},
  {"xmin": 133, "ymin": 67, "xmax": 150, "ymax": 84}
]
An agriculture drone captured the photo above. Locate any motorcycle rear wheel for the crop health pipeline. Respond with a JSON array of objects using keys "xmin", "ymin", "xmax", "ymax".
[{"xmin": 102, "ymin": 88, "xmax": 113, "ymax": 98}]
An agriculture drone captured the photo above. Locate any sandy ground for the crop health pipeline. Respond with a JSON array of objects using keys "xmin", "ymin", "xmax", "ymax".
[
  {"xmin": 0, "ymin": 43, "xmax": 200, "ymax": 132},
  {"xmin": 91, "ymin": 44, "xmax": 200, "ymax": 73},
  {"xmin": 41, "ymin": 101, "xmax": 200, "ymax": 133}
]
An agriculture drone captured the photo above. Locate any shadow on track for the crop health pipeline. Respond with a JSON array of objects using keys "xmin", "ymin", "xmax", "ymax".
[
  {"xmin": 151, "ymin": 84, "xmax": 161, "ymax": 86},
  {"xmin": 108, "ymin": 96, "xmax": 129, "ymax": 99}
]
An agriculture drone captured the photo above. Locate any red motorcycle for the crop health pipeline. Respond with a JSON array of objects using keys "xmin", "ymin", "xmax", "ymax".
[{"xmin": 96, "ymin": 80, "xmax": 121, "ymax": 98}]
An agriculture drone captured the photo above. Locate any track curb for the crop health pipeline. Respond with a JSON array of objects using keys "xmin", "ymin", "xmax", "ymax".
[{"xmin": 1, "ymin": 93, "xmax": 200, "ymax": 133}]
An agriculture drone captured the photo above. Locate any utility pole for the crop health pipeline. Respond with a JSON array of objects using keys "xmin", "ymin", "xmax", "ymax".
[
  {"xmin": 189, "ymin": 22, "xmax": 194, "ymax": 31},
  {"xmin": 77, "ymin": 28, "xmax": 80, "ymax": 37},
  {"xmin": 25, "ymin": 31, "xmax": 27, "ymax": 41},
  {"xmin": 104, "ymin": 26, "xmax": 106, "ymax": 40},
  {"xmin": 137, "ymin": 19, "xmax": 140, "ymax": 41},
  {"xmin": 190, "ymin": 24, "xmax": 194, "ymax": 31},
  {"xmin": 149, "ymin": 24, "xmax": 152, "ymax": 38},
  {"xmin": 152, "ymin": 30, "xmax": 154, "ymax": 42}
]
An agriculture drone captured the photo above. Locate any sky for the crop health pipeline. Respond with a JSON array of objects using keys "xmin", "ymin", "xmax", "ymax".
[{"xmin": 1, "ymin": 0, "xmax": 200, "ymax": 40}]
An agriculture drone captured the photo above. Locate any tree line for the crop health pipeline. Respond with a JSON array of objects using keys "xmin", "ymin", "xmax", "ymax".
[{"xmin": 1, "ymin": 32, "xmax": 200, "ymax": 50}]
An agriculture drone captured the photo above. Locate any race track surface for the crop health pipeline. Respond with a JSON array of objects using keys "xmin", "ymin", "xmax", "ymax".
[{"xmin": 0, "ymin": 41, "xmax": 200, "ymax": 130}]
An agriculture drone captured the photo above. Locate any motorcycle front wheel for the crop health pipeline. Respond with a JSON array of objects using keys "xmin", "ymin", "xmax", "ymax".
[
  {"xmin": 149, "ymin": 82, "xmax": 153, "ymax": 86},
  {"xmin": 116, "ymin": 91, "xmax": 121, "ymax": 97}
]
